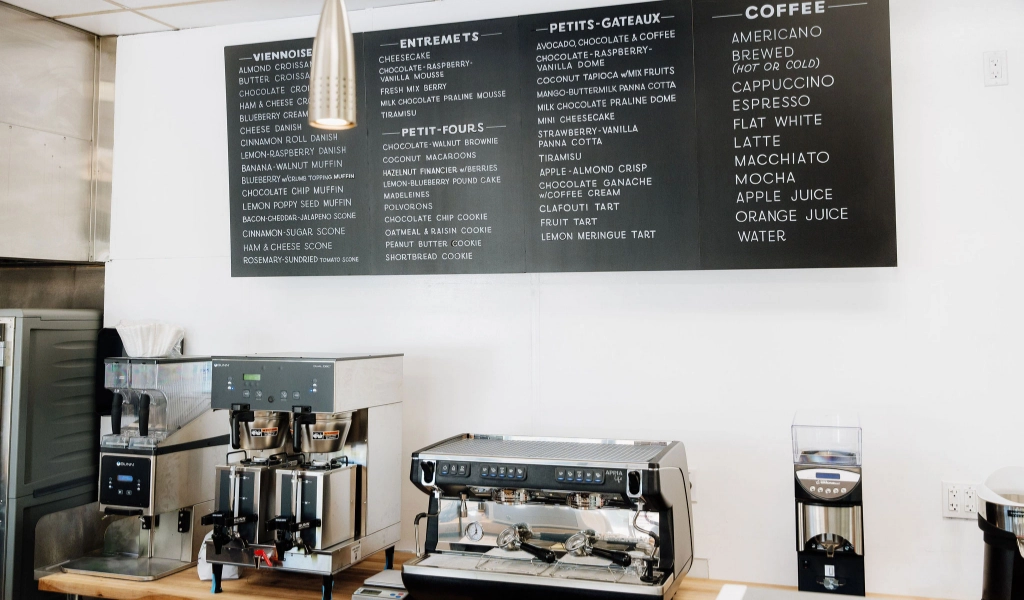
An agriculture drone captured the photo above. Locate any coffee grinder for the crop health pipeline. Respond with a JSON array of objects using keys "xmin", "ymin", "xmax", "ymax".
[
  {"xmin": 62, "ymin": 357, "xmax": 228, "ymax": 580},
  {"xmin": 793, "ymin": 413, "xmax": 865, "ymax": 595},
  {"xmin": 979, "ymin": 467, "xmax": 1024, "ymax": 600}
]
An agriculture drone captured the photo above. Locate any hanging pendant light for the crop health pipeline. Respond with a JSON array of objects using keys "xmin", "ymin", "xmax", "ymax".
[{"xmin": 309, "ymin": 0, "xmax": 357, "ymax": 130}]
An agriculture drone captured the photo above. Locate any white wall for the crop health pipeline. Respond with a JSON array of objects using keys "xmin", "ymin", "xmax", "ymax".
[{"xmin": 105, "ymin": 1, "xmax": 1024, "ymax": 598}]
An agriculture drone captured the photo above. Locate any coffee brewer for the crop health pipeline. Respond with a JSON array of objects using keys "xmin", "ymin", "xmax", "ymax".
[
  {"xmin": 62, "ymin": 357, "xmax": 228, "ymax": 580},
  {"xmin": 403, "ymin": 434, "xmax": 694, "ymax": 600},
  {"xmin": 979, "ymin": 467, "xmax": 1024, "ymax": 600},
  {"xmin": 793, "ymin": 414, "xmax": 865, "ymax": 595},
  {"xmin": 203, "ymin": 354, "xmax": 403, "ymax": 600}
]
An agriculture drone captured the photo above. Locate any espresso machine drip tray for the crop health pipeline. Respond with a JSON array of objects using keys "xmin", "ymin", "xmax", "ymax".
[{"xmin": 410, "ymin": 552, "xmax": 659, "ymax": 589}]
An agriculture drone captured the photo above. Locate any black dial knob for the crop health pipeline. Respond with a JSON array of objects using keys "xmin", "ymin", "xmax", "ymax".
[
  {"xmin": 421, "ymin": 461, "xmax": 436, "ymax": 485},
  {"xmin": 628, "ymin": 471, "xmax": 642, "ymax": 496}
]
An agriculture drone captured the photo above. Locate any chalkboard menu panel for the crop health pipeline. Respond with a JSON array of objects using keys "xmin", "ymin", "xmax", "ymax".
[
  {"xmin": 223, "ymin": 0, "xmax": 897, "ymax": 277},
  {"xmin": 226, "ymin": 37, "xmax": 372, "ymax": 277},
  {"xmin": 693, "ymin": 0, "xmax": 897, "ymax": 269},
  {"xmin": 365, "ymin": 19, "xmax": 527, "ymax": 274},
  {"xmin": 519, "ymin": 0, "xmax": 700, "ymax": 272}
]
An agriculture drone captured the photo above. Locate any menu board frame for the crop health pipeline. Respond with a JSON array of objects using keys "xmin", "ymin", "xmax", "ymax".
[{"xmin": 224, "ymin": 0, "xmax": 897, "ymax": 278}]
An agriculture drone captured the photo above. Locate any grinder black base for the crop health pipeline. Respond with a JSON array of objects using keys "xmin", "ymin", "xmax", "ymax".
[
  {"xmin": 980, "ymin": 514, "xmax": 1024, "ymax": 600},
  {"xmin": 798, "ymin": 551, "xmax": 865, "ymax": 596}
]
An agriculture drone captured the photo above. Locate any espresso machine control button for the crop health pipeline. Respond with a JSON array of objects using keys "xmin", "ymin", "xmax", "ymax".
[
  {"xmin": 593, "ymin": 470, "xmax": 604, "ymax": 484},
  {"xmin": 439, "ymin": 464, "xmax": 450, "ymax": 476},
  {"xmin": 556, "ymin": 469, "xmax": 566, "ymax": 481},
  {"xmin": 457, "ymin": 464, "xmax": 468, "ymax": 477}
]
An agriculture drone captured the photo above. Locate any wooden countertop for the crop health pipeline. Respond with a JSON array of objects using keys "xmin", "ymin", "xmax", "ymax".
[{"xmin": 39, "ymin": 552, "xmax": 942, "ymax": 600}]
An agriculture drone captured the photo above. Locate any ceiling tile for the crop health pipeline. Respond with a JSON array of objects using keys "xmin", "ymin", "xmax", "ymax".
[
  {"xmin": 112, "ymin": 0, "xmax": 225, "ymax": 8},
  {"xmin": 140, "ymin": 0, "xmax": 324, "ymax": 29},
  {"xmin": 57, "ymin": 10, "xmax": 173, "ymax": 35},
  {"xmin": 2, "ymin": 0, "xmax": 118, "ymax": 18}
]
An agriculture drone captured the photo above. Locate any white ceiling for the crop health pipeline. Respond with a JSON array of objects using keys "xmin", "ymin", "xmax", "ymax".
[{"xmin": 2, "ymin": 0, "xmax": 434, "ymax": 36}]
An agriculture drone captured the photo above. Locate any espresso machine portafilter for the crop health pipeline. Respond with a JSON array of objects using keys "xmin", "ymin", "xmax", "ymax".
[{"xmin": 793, "ymin": 414, "xmax": 865, "ymax": 596}]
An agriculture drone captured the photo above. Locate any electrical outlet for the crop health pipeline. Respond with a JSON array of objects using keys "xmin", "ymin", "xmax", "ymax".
[
  {"xmin": 963, "ymin": 486, "xmax": 979, "ymax": 516},
  {"xmin": 943, "ymin": 482, "xmax": 980, "ymax": 519},
  {"xmin": 984, "ymin": 51, "xmax": 1009, "ymax": 87}
]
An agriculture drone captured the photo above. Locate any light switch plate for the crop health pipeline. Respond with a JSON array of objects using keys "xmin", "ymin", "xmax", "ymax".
[{"xmin": 984, "ymin": 51, "xmax": 1009, "ymax": 86}]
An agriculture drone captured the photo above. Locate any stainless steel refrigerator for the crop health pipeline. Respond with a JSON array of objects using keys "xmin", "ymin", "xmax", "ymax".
[{"xmin": 0, "ymin": 309, "xmax": 101, "ymax": 599}]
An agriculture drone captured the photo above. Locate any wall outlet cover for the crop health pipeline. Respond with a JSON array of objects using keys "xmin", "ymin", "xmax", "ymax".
[
  {"xmin": 984, "ymin": 50, "xmax": 1009, "ymax": 86},
  {"xmin": 943, "ymin": 481, "xmax": 980, "ymax": 519}
]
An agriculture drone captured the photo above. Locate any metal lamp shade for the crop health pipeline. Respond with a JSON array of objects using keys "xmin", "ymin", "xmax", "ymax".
[{"xmin": 309, "ymin": 0, "xmax": 357, "ymax": 130}]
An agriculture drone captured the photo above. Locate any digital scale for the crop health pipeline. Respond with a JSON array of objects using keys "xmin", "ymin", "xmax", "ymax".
[{"xmin": 352, "ymin": 570, "xmax": 408, "ymax": 600}]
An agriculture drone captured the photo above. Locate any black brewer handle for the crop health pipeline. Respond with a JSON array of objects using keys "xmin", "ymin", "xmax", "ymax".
[
  {"xmin": 229, "ymin": 404, "xmax": 254, "ymax": 450},
  {"xmin": 230, "ymin": 412, "xmax": 241, "ymax": 450},
  {"xmin": 292, "ymin": 406, "xmax": 313, "ymax": 453},
  {"xmin": 110, "ymin": 392, "xmax": 124, "ymax": 435},
  {"xmin": 590, "ymin": 546, "xmax": 633, "ymax": 567},
  {"xmin": 138, "ymin": 393, "xmax": 151, "ymax": 437},
  {"xmin": 520, "ymin": 542, "xmax": 556, "ymax": 564}
]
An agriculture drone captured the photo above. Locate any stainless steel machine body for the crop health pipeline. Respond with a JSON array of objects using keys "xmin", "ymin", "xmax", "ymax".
[
  {"xmin": 274, "ymin": 465, "xmax": 357, "ymax": 551},
  {"xmin": 203, "ymin": 354, "xmax": 403, "ymax": 598},
  {"xmin": 403, "ymin": 435, "xmax": 694, "ymax": 600},
  {"xmin": 61, "ymin": 357, "xmax": 229, "ymax": 582}
]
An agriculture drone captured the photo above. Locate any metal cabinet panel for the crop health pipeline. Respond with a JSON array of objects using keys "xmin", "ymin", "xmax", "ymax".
[
  {"xmin": 0, "ymin": 126, "xmax": 92, "ymax": 261},
  {"xmin": 0, "ymin": 4, "xmax": 96, "ymax": 141}
]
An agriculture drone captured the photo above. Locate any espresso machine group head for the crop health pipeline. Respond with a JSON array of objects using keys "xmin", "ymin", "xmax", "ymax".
[
  {"xmin": 793, "ymin": 414, "xmax": 865, "ymax": 596},
  {"xmin": 63, "ymin": 357, "xmax": 229, "ymax": 581},
  {"xmin": 403, "ymin": 434, "xmax": 694, "ymax": 600},
  {"xmin": 203, "ymin": 354, "xmax": 403, "ymax": 600}
]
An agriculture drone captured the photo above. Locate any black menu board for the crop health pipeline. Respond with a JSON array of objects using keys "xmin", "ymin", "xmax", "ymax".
[
  {"xmin": 520, "ymin": 0, "xmax": 700, "ymax": 272},
  {"xmin": 365, "ymin": 19, "xmax": 527, "ymax": 274},
  {"xmin": 223, "ymin": 0, "xmax": 896, "ymax": 278},
  {"xmin": 693, "ymin": 0, "xmax": 897, "ymax": 269},
  {"xmin": 226, "ymin": 37, "xmax": 372, "ymax": 277}
]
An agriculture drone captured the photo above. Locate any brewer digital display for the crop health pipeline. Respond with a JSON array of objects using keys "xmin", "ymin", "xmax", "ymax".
[
  {"xmin": 817, "ymin": 473, "xmax": 841, "ymax": 480},
  {"xmin": 243, "ymin": 374, "xmax": 261, "ymax": 381},
  {"xmin": 117, "ymin": 475, "xmax": 134, "ymax": 483}
]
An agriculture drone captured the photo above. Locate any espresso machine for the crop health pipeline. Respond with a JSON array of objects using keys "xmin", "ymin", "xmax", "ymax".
[
  {"xmin": 403, "ymin": 434, "xmax": 694, "ymax": 600},
  {"xmin": 793, "ymin": 414, "xmax": 865, "ymax": 596},
  {"xmin": 979, "ymin": 467, "xmax": 1024, "ymax": 600},
  {"xmin": 62, "ymin": 356, "xmax": 229, "ymax": 580},
  {"xmin": 203, "ymin": 354, "xmax": 403, "ymax": 599}
]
